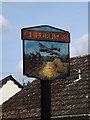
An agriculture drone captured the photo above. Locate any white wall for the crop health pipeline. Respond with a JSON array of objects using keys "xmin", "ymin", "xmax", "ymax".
[{"xmin": 0, "ymin": 80, "xmax": 22, "ymax": 105}]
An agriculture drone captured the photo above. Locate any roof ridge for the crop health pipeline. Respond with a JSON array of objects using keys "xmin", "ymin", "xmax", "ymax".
[{"xmin": 0, "ymin": 75, "xmax": 23, "ymax": 88}]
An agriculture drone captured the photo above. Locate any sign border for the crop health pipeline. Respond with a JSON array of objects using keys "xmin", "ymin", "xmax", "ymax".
[{"xmin": 23, "ymin": 40, "xmax": 70, "ymax": 81}]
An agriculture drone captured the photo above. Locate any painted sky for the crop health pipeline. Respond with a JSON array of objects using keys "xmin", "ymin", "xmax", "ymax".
[
  {"xmin": 25, "ymin": 40, "xmax": 68, "ymax": 56},
  {"xmin": 0, "ymin": 2, "xmax": 88, "ymax": 83}
]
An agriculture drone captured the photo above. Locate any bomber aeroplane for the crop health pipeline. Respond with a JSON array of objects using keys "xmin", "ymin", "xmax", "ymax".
[{"xmin": 39, "ymin": 43, "xmax": 60, "ymax": 56}]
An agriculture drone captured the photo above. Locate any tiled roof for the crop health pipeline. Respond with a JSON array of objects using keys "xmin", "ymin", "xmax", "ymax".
[{"xmin": 0, "ymin": 55, "xmax": 90, "ymax": 120}]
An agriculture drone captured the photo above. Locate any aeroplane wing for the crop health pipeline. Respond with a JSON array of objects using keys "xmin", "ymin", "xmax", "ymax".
[
  {"xmin": 39, "ymin": 43, "xmax": 47, "ymax": 48},
  {"xmin": 50, "ymin": 51, "xmax": 60, "ymax": 56},
  {"xmin": 39, "ymin": 43, "xmax": 49, "ymax": 52}
]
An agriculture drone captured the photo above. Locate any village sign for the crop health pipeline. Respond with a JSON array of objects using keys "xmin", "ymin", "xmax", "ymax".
[{"xmin": 21, "ymin": 25, "xmax": 70, "ymax": 81}]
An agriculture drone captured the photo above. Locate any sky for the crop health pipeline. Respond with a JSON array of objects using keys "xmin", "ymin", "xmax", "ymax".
[{"xmin": 0, "ymin": 2, "xmax": 88, "ymax": 84}]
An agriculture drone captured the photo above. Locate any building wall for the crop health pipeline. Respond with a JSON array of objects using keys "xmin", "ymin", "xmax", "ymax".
[{"xmin": 0, "ymin": 80, "xmax": 22, "ymax": 105}]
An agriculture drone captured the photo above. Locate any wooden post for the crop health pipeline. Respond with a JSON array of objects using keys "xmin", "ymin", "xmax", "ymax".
[{"xmin": 41, "ymin": 80, "xmax": 51, "ymax": 120}]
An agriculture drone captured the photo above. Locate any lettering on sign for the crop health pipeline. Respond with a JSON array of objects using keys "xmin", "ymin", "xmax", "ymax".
[{"xmin": 21, "ymin": 29, "xmax": 70, "ymax": 42}]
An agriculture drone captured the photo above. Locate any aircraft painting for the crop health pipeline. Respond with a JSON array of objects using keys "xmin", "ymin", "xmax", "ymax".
[
  {"xmin": 24, "ymin": 40, "xmax": 70, "ymax": 80},
  {"xmin": 39, "ymin": 43, "xmax": 60, "ymax": 56}
]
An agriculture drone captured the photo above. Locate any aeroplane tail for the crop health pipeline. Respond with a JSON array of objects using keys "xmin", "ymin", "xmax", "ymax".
[{"xmin": 58, "ymin": 48, "xmax": 60, "ymax": 52}]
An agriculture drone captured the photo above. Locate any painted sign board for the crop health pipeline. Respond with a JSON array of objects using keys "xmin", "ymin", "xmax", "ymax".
[{"xmin": 21, "ymin": 25, "xmax": 70, "ymax": 80}]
